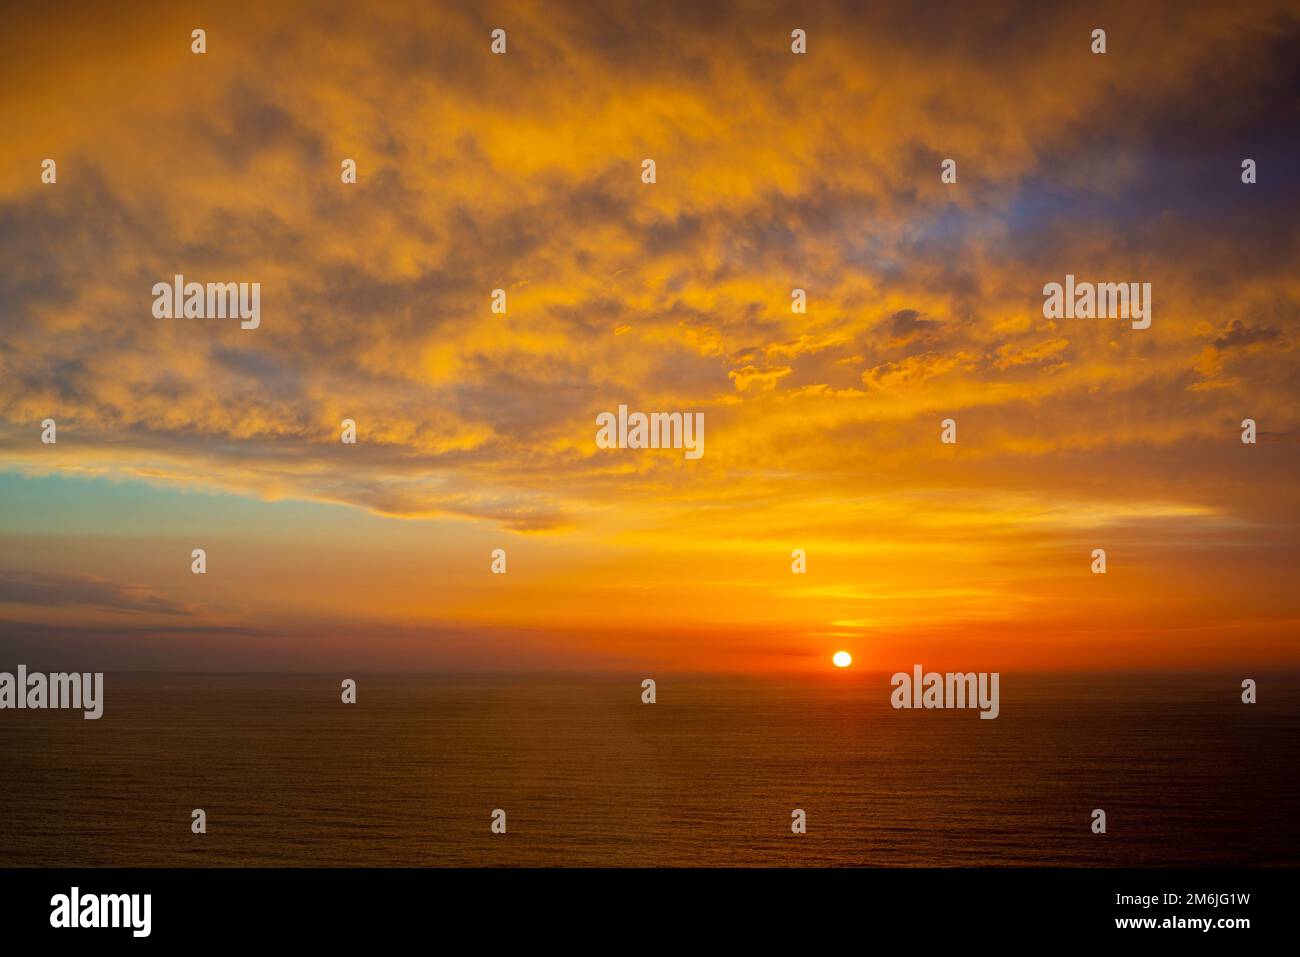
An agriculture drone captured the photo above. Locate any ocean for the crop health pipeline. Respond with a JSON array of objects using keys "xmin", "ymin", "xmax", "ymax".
[{"xmin": 1, "ymin": 672, "xmax": 1295, "ymax": 867}]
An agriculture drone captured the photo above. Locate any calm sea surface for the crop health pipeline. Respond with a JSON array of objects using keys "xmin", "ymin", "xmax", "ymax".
[{"xmin": 1, "ymin": 672, "xmax": 1295, "ymax": 866}]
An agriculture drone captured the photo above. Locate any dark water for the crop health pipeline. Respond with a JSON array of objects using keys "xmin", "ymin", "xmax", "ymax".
[{"xmin": 0, "ymin": 673, "xmax": 1295, "ymax": 866}]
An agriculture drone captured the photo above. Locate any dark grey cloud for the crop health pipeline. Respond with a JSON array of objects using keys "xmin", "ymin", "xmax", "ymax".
[
  {"xmin": 0, "ymin": 571, "xmax": 197, "ymax": 616},
  {"xmin": 1212, "ymin": 320, "xmax": 1281, "ymax": 351}
]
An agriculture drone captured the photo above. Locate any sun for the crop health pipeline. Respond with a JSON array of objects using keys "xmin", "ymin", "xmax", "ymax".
[{"xmin": 832, "ymin": 651, "xmax": 852, "ymax": 668}]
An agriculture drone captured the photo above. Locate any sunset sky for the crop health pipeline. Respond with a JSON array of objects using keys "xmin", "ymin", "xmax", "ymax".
[{"xmin": 1, "ymin": 0, "xmax": 1297, "ymax": 672}]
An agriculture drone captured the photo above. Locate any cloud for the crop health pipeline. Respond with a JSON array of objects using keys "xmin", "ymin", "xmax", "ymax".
[
  {"xmin": 1212, "ymin": 319, "xmax": 1281, "ymax": 351},
  {"xmin": 0, "ymin": 571, "xmax": 197, "ymax": 616},
  {"xmin": 0, "ymin": 0, "xmax": 1296, "ymax": 540}
]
